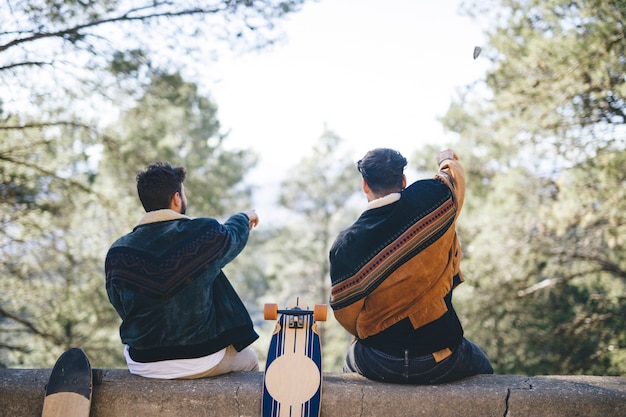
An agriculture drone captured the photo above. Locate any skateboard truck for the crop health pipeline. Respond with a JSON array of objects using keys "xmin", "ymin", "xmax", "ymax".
[
  {"xmin": 264, "ymin": 302, "xmax": 328, "ymax": 324},
  {"xmin": 288, "ymin": 307, "xmax": 305, "ymax": 328}
]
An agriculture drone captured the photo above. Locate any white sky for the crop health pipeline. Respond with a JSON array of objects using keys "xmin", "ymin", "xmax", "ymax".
[{"xmin": 207, "ymin": 0, "xmax": 487, "ymax": 218}]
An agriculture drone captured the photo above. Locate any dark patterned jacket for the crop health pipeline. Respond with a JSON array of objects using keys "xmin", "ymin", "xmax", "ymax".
[
  {"xmin": 329, "ymin": 159, "xmax": 466, "ymax": 340},
  {"xmin": 105, "ymin": 210, "xmax": 258, "ymax": 362}
]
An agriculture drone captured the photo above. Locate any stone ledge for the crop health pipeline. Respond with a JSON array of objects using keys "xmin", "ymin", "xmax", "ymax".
[{"xmin": 1, "ymin": 369, "xmax": 625, "ymax": 417}]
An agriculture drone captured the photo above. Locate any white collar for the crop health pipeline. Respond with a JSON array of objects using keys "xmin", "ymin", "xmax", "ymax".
[
  {"xmin": 365, "ymin": 192, "xmax": 401, "ymax": 211},
  {"xmin": 136, "ymin": 209, "xmax": 190, "ymax": 226}
]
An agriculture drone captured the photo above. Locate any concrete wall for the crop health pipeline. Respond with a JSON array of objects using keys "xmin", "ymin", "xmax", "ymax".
[{"xmin": 1, "ymin": 369, "xmax": 625, "ymax": 417}]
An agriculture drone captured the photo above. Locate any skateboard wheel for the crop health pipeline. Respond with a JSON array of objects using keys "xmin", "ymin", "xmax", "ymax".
[
  {"xmin": 313, "ymin": 304, "xmax": 327, "ymax": 322},
  {"xmin": 264, "ymin": 303, "xmax": 278, "ymax": 320}
]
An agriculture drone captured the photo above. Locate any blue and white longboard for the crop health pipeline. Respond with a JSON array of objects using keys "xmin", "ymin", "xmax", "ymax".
[{"xmin": 262, "ymin": 298, "xmax": 327, "ymax": 417}]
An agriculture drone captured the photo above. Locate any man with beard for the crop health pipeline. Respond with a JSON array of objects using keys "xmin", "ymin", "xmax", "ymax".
[{"xmin": 106, "ymin": 162, "xmax": 260, "ymax": 379}]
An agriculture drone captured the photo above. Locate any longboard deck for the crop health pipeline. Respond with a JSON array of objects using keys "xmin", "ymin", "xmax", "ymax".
[
  {"xmin": 42, "ymin": 348, "xmax": 93, "ymax": 417},
  {"xmin": 262, "ymin": 297, "xmax": 324, "ymax": 417}
]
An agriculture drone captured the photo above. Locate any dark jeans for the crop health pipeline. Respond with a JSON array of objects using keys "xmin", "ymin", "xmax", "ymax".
[{"xmin": 344, "ymin": 337, "xmax": 493, "ymax": 384}]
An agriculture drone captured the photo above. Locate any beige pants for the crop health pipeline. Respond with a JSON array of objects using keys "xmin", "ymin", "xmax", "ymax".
[{"xmin": 179, "ymin": 345, "xmax": 258, "ymax": 379}]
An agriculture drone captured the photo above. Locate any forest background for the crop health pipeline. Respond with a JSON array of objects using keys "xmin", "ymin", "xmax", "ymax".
[{"xmin": 1, "ymin": 0, "xmax": 625, "ymax": 376}]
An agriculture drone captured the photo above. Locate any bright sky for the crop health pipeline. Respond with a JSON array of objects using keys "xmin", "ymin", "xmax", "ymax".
[{"xmin": 208, "ymin": 0, "xmax": 487, "ymax": 219}]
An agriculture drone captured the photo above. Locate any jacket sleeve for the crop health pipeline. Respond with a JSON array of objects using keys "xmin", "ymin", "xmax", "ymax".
[
  {"xmin": 435, "ymin": 159, "xmax": 466, "ymax": 284},
  {"xmin": 217, "ymin": 213, "xmax": 251, "ymax": 268},
  {"xmin": 435, "ymin": 158, "xmax": 466, "ymax": 220}
]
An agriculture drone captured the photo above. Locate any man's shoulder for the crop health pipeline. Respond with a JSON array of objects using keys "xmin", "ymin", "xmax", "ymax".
[
  {"xmin": 406, "ymin": 177, "xmax": 450, "ymax": 194},
  {"xmin": 108, "ymin": 217, "xmax": 224, "ymax": 250},
  {"xmin": 330, "ymin": 221, "xmax": 368, "ymax": 260},
  {"xmin": 186, "ymin": 216, "xmax": 221, "ymax": 227},
  {"xmin": 144, "ymin": 216, "xmax": 221, "ymax": 229}
]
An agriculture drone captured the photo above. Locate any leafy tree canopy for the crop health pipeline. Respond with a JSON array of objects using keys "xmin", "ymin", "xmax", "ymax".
[
  {"xmin": 0, "ymin": 0, "xmax": 308, "ymax": 367},
  {"xmin": 445, "ymin": 0, "xmax": 626, "ymax": 375}
]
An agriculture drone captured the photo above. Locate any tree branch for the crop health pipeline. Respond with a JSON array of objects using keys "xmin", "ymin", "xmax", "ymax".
[
  {"xmin": 571, "ymin": 252, "xmax": 626, "ymax": 281},
  {"xmin": 0, "ymin": 61, "xmax": 51, "ymax": 71},
  {"xmin": 0, "ymin": 5, "xmax": 225, "ymax": 53},
  {"xmin": 0, "ymin": 305, "xmax": 63, "ymax": 345},
  {"xmin": 0, "ymin": 153, "xmax": 95, "ymax": 195},
  {"xmin": 517, "ymin": 266, "xmax": 610, "ymax": 297},
  {"xmin": 0, "ymin": 121, "xmax": 93, "ymax": 131}
]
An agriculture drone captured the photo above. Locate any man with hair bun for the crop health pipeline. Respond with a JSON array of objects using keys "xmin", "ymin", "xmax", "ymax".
[{"xmin": 329, "ymin": 148, "xmax": 493, "ymax": 384}]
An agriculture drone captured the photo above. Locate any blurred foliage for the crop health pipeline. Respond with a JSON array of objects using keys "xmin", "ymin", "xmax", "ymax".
[
  {"xmin": 0, "ymin": 0, "xmax": 307, "ymax": 367},
  {"xmin": 267, "ymin": 130, "xmax": 361, "ymax": 371},
  {"xmin": 0, "ymin": 68, "xmax": 257, "ymax": 367},
  {"xmin": 444, "ymin": 0, "xmax": 626, "ymax": 375},
  {"xmin": 1, "ymin": 0, "xmax": 625, "ymax": 379}
]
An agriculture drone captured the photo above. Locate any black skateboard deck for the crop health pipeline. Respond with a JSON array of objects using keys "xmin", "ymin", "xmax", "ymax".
[{"xmin": 42, "ymin": 348, "xmax": 93, "ymax": 417}]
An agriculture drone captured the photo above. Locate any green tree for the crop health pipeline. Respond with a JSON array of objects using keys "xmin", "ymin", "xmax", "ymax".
[
  {"xmin": 0, "ymin": 0, "xmax": 309, "ymax": 367},
  {"xmin": 442, "ymin": 0, "xmax": 626, "ymax": 375},
  {"xmin": 0, "ymin": 70, "xmax": 257, "ymax": 367},
  {"xmin": 99, "ymin": 69, "xmax": 259, "ymax": 366},
  {"xmin": 0, "ymin": 118, "xmax": 115, "ymax": 366},
  {"xmin": 98, "ymin": 70, "xmax": 257, "ymax": 217},
  {"xmin": 1, "ymin": 0, "xmax": 307, "ymax": 96},
  {"xmin": 265, "ymin": 129, "xmax": 361, "ymax": 371}
]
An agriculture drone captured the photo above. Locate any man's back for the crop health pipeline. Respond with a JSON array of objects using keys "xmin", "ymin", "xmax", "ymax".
[
  {"xmin": 328, "ymin": 148, "xmax": 492, "ymax": 384},
  {"xmin": 330, "ymin": 176, "xmax": 463, "ymax": 339},
  {"xmin": 106, "ymin": 210, "xmax": 257, "ymax": 356}
]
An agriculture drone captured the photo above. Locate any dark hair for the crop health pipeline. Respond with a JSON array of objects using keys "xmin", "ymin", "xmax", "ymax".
[
  {"xmin": 357, "ymin": 148, "xmax": 407, "ymax": 195},
  {"xmin": 136, "ymin": 162, "xmax": 186, "ymax": 212}
]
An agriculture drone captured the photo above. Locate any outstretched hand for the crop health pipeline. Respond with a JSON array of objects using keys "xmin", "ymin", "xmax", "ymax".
[
  {"xmin": 436, "ymin": 149, "xmax": 458, "ymax": 164},
  {"xmin": 245, "ymin": 210, "xmax": 259, "ymax": 230}
]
